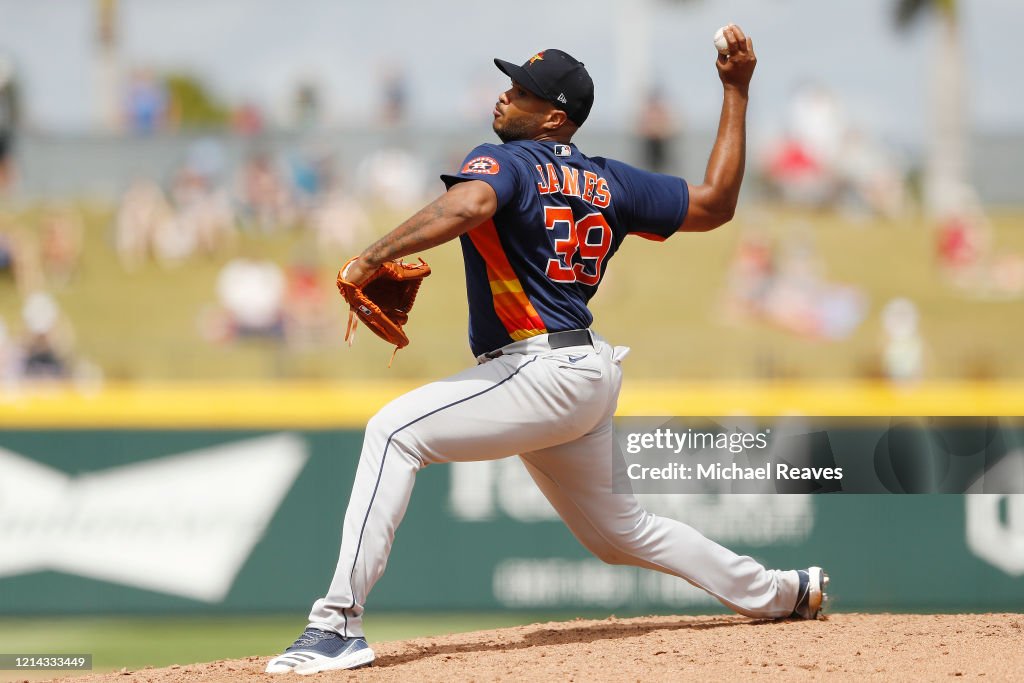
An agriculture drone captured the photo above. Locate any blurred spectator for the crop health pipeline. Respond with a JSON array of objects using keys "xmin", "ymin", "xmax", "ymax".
[
  {"xmin": 212, "ymin": 255, "xmax": 286, "ymax": 340},
  {"xmin": 39, "ymin": 204, "xmax": 84, "ymax": 287},
  {"xmin": 0, "ymin": 218, "xmax": 43, "ymax": 295},
  {"xmin": 235, "ymin": 151, "xmax": 296, "ymax": 232},
  {"xmin": 20, "ymin": 291, "xmax": 74, "ymax": 380},
  {"xmin": 179, "ymin": 185, "xmax": 236, "ymax": 260},
  {"xmin": 0, "ymin": 316, "xmax": 24, "ymax": 389},
  {"xmin": 724, "ymin": 229, "xmax": 775, "ymax": 317},
  {"xmin": 118, "ymin": 167, "xmax": 235, "ymax": 270},
  {"xmin": 724, "ymin": 226, "xmax": 866, "ymax": 340},
  {"xmin": 283, "ymin": 252, "xmax": 336, "ymax": 348},
  {"xmin": 0, "ymin": 221, "xmax": 21, "ymax": 283},
  {"xmin": 635, "ymin": 88, "xmax": 679, "ymax": 174},
  {"xmin": 763, "ymin": 232, "xmax": 866, "ymax": 340},
  {"xmin": 170, "ymin": 148, "xmax": 237, "ymax": 260},
  {"xmin": 378, "ymin": 64, "xmax": 408, "ymax": 126},
  {"xmin": 935, "ymin": 187, "xmax": 1024, "ymax": 299},
  {"xmin": 115, "ymin": 178, "xmax": 173, "ymax": 271},
  {"xmin": 788, "ymin": 83, "xmax": 845, "ymax": 170},
  {"xmin": 293, "ymin": 81, "xmax": 322, "ymax": 129},
  {"xmin": 835, "ymin": 128, "xmax": 907, "ymax": 220},
  {"xmin": 0, "ymin": 54, "xmax": 20, "ymax": 193},
  {"xmin": 288, "ymin": 144, "xmax": 335, "ymax": 210},
  {"xmin": 760, "ymin": 232, "xmax": 825, "ymax": 336},
  {"xmin": 761, "ymin": 137, "xmax": 833, "ymax": 207},
  {"xmin": 289, "ymin": 154, "xmax": 321, "ymax": 209},
  {"xmin": 152, "ymin": 210, "xmax": 198, "ymax": 268},
  {"xmin": 171, "ymin": 158, "xmax": 210, "ymax": 208},
  {"xmin": 763, "ymin": 84, "xmax": 842, "ymax": 204},
  {"xmin": 124, "ymin": 68, "xmax": 169, "ymax": 134},
  {"xmin": 881, "ymin": 298, "xmax": 924, "ymax": 383},
  {"xmin": 762, "ymin": 83, "xmax": 907, "ymax": 216},
  {"xmin": 936, "ymin": 214, "xmax": 986, "ymax": 276},
  {"xmin": 231, "ymin": 101, "xmax": 265, "ymax": 136},
  {"xmin": 935, "ymin": 184, "xmax": 990, "ymax": 283}
]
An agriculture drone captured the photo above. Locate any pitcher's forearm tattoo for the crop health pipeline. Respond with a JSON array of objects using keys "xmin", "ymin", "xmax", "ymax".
[{"xmin": 361, "ymin": 196, "xmax": 450, "ymax": 265}]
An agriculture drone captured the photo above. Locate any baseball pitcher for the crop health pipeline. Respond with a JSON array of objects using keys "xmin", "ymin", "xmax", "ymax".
[{"xmin": 267, "ymin": 24, "xmax": 827, "ymax": 675}]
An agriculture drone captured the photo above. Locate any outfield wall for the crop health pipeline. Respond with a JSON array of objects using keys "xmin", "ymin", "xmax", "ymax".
[{"xmin": 1, "ymin": 383, "xmax": 1023, "ymax": 614}]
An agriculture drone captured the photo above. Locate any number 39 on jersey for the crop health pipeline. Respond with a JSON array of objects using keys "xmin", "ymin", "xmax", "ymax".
[{"xmin": 544, "ymin": 206, "xmax": 612, "ymax": 286}]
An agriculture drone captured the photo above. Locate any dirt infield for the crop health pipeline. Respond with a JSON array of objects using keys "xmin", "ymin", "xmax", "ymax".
[{"xmin": 47, "ymin": 613, "xmax": 1023, "ymax": 682}]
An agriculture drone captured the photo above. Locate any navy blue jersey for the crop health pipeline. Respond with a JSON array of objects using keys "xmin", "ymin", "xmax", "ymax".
[{"xmin": 441, "ymin": 140, "xmax": 689, "ymax": 356}]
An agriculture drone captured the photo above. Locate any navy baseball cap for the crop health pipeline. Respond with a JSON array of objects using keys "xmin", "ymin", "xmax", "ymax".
[{"xmin": 494, "ymin": 49, "xmax": 594, "ymax": 126}]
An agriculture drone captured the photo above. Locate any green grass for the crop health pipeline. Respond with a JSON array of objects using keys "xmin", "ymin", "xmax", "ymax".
[
  {"xmin": 0, "ymin": 613, "xmax": 551, "ymax": 677},
  {"xmin": 2, "ymin": 203, "xmax": 1023, "ymax": 381}
]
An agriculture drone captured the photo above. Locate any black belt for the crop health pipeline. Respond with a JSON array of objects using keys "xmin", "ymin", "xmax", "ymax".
[
  {"xmin": 482, "ymin": 329, "xmax": 593, "ymax": 360},
  {"xmin": 547, "ymin": 329, "xmax": 594, "ymax": 349}
]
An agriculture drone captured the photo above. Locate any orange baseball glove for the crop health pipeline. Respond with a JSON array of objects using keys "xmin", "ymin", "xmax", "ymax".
[{"xmin": 336, "ymin": 257, "xmax": 431, "ymax": 357}]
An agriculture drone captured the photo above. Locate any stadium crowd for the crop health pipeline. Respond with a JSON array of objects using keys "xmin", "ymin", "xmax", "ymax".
[{"xmin": 0, "ymin": 57, "xmax": 1018, "ymax": 388}]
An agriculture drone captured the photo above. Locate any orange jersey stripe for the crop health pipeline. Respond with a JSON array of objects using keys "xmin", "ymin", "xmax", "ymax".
[
  {"xmin": 492, "ymin": 292, "xmax": 546, "ymax": 338},
  {"xmin": 469, "ymin": 220, "xmax": 517, "ymax": 280},
  {"xmin": 467, "ymin": 220, "xmax": 547, "ymax": 339}
]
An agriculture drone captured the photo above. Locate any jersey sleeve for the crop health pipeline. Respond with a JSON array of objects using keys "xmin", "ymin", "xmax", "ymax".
[
  {"xmin": 609, "ymin": 160, "xmax": 689, "ymax": 241},
  {"xmin": 440, "ymin": 144, "xmax": 522, "ymax": 211}
]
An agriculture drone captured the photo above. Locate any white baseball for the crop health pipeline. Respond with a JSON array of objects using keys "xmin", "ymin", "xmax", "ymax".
[{"xmin": 714, "ymin": 26, "xmax": 730, "ymax": 54}]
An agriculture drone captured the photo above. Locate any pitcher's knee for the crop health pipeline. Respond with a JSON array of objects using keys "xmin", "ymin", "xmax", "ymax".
[
  {"xmin": 365, "ymin": 410, "xmax": 396, "ymax": 440},
  {"xmin": 595, "ymin": 548, "xmax": 636, "ymax": 566},
  {"xmin": 582, "ymin": 539, "xmax": 633, "ymax": 565},
  {"xmin": 365, "ymin": 402, "xmax": 420, "ymax": 443},
  {"xmin": 364, "ymin": 409, "xmax": 424, "ymax": 467}
]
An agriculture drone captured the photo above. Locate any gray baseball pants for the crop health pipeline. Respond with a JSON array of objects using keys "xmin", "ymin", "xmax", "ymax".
[{"xmin": 308, "ymin": 332, "xmax": 801, "ymax": 637}]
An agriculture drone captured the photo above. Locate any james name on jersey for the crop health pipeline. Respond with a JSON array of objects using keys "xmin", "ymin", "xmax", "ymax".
[{"xmin": 535, "ymin": 163, "xmax": 611, "ymax": 209}]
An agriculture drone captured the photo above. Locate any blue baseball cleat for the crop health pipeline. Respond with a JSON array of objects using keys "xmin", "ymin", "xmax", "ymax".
[
  {"xmin": 792, "ymin": 566, "xmax": 829, "ymax": 619},
  {"xmin": 265, "ymin": 627, "xmax": 375, "ymax": 675}
]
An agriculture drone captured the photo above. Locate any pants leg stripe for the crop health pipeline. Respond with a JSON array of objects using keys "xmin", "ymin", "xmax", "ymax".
[{"xmin": 342, "ymin": 355, "xmax": 539, "ymax": 636}]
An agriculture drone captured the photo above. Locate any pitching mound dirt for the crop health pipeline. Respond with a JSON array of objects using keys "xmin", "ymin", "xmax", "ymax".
[{"xmin": 49, "ymin": 613, "xmax": 1023, "ymax": 682}]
